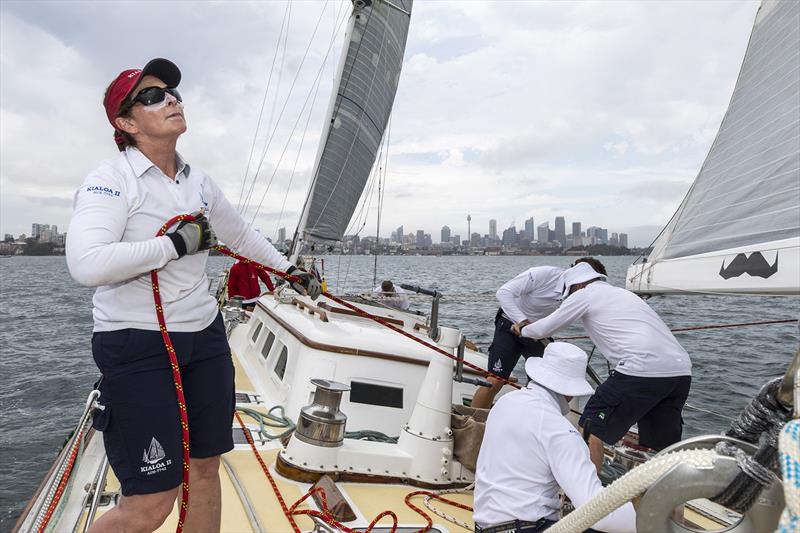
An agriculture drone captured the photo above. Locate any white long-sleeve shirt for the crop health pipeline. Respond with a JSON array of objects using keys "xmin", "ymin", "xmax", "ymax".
[
  {"xmin": 521, "ymin": 281, "xmax": 692, "ymax": 377},
  {"xmin": 66, "ymin": 147, "xmax": 293, "ymax": 332},
  {"xmin": 372, "ymin": 285, "xmax": 410, "ymax": 310},
  {"xmin": 474, "ymin": 384, "xmax": 636, "ymax": 532},
  {"xmin": 495, "ymin": 266, "xmax": 564, "ymax": 324}
]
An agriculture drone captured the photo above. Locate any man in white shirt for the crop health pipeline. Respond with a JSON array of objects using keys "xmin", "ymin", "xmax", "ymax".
[
  {"xmin": 471, "ymin": 266, "xmax": 564, "ymax": 408},
  {"xmin": 474, "ymin": 342, "xmax": 636, "ymax": 533},
  {"xmin": 372, "ymin": 280, "xmax": 410, "ymax": 310},
  {"xmin": 520, "ymin": 258, "xmax": 692, "ymax": 472}
]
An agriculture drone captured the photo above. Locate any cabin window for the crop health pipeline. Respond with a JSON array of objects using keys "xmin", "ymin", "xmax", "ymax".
[
  {"xmin": 260, "ymin": 332, "xmax": 276, "ymax": 359},
  {"xmin": 350, "ymin": 381, "xmax": 403, "ymax": 409},
  {"xmin": 274, "ymin": 346, "xmax": 288, "ymax": 380},
  {"xmin": 251, "ymin": 321, "xmax": 263, "ymax": 343}
]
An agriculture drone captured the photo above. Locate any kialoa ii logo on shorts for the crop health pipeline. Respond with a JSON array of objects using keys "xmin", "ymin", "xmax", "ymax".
[
  {"xmin": 86, "ymin": 185, "xmax": 121, "ymax": 197},
  {"xmin": 141, "ymin": 437, "xmax": 172, "ymax": 475}
]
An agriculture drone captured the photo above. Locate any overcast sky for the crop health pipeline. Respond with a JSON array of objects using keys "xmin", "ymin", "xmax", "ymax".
[{"xmin": 0, "ymin": 0, "xmax": 760, "ymax": 246}]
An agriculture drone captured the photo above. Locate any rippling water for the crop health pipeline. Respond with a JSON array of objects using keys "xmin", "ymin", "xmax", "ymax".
[{"xmin": 1, "ymin": 255, "xmax": 798, "ymax": 528}]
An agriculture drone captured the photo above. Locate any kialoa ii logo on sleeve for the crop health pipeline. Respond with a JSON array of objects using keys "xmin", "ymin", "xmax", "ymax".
[{"xmin": 86, "ymin": 185, "xmax": 121, "ymax": 197}]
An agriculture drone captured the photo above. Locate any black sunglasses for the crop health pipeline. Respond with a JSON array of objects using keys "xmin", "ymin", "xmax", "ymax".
[{"xmin": 131, "ymin": 86, "xmax": 182, "ymax": 107}]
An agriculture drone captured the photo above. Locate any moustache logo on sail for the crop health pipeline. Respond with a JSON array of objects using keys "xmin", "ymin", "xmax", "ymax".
[{"xmin": 719, "ymin": 251, "xmax": 778, "ymax": 280}]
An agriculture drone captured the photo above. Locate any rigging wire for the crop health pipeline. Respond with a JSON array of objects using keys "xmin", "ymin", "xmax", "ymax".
[
  {"xmin": 247, "ymin": 5, "xmax": 351, "ymax": 226},
  {"xmin": 237, "ymin": 1, "xmax": 292, "ymax": 212},
  {"xmin": 371, "ymin": 115, "xmax": 392, "ymax": 289},
  {"xmin": 272, "ymin": 44, "xmax": 328, "ymax": 242},
  {"xmin": 239, "ymin": 0, "xmax": 338, "ymax": 222}
]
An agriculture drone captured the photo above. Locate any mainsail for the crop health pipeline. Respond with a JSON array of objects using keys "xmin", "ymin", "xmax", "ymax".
[
  {"xmin": 627, "ymin": 0, "xmax": 800, "ymax": 295},
  {"xmin": 291, "ymin": 0, "xmax": 413, "ymax": 258}
]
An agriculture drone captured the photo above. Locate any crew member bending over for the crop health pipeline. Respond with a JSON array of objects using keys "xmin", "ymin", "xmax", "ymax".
[
  {"xmin": 471, "ymin": 265, "xmax": 564, "ymax": 409},
  {"xmin": 66, "ymin": 58, "xmax": 320, "ymax": 533},
  {"xmin": 474, "ymin": 342, "xmax": 636, "ymax": 533},
  {"xmin": 372, "ymin": 280, "xmax": 410, "ymax": 310},
  {"xmin": 518, "ymin": 258, "xmax": 692, "ymax": 472},
  {"xmin": 228, "ymin": 259, "xmax": 275, "ymax": 310}
]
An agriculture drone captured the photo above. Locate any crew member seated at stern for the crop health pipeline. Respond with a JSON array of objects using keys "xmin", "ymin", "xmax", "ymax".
[
  {"xmin": 372, "ymin": 279, "xmax": 410, "ymax": 310},
  {"xmin": 518, "ymin": 258, "xmax": 692, "ymax": 472},
  {"xmin": 471, "ymin": 265, "xmax": 564, "ymax": 409},
  {"xmin": 65, "ymin": 58, "xmax": 321, "ymax": 533},
  {"xmin": 474, "ymin": 342, "xmax": 636, "ymax": 533}
]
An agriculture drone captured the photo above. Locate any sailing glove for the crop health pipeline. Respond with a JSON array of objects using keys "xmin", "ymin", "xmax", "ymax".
[
  {"xmin": 287, "ymin": 266, "xmax": 322, "ymax": 300},
  {"xmin": 167, "ymin": 212, "xmax": 218, "ymax": 258}
]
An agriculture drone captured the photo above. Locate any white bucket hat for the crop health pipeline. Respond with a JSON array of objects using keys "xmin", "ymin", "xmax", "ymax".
[
  {"xmin": 525, "ymin": 342, "xmax": 594, "ymax": 397},
  {"xmin": 561, "ymin": 262, "xmax": 606, "ymax": 299}
]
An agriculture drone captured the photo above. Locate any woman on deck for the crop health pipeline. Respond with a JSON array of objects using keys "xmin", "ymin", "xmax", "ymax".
[{"xmin": 66, "ymin": 58, "xmax": 320, "ymax": 532}]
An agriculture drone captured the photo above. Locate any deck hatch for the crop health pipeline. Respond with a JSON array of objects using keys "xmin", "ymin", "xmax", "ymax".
[
  {"xmin": 349, "ymin": 381, "xmax": 403, "ymax": 409},
  {"xmin": 232, "ymin": 426, "xmax": 257, "ymax": 445}
]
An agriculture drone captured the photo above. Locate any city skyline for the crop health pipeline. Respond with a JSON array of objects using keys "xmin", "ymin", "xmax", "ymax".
[{"xmin": 0, "ymin": 2, "xmax": 760, "ymax": 246}]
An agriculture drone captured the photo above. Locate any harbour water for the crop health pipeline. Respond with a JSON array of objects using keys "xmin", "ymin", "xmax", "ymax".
[{"xmin": 1, "ymin": 254, "xmax": 798, "ymax": 528}]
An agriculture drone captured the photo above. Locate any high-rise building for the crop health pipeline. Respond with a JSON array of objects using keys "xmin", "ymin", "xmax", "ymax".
[
  {"xmin": 31, "ymin": 223, "xmax": 45, "ymax": 240},
  {"xmin": 278, "ymin": 227, "xmax": 286, "ymax": 244},
  {"xmin": 416, "ymin": 229, "xmax": 425, "ymax": 246},
  {"xmin": 470, "ymin": 232, "xmax": 481, "ymax": 247},
  {"xmin": 451, "ymin": 235, "xmax": 460, "ymax": 245},
  {"xmin": 396, "ymin": 225, "xmax": 404, "ymax": 243},
  {"xmin": 572, "ymin": 222, "xmax": 581, "ymax": 240},
  {"xmin": 537, "ymin": 222, "xmax": 549, "ymax": 244},
  {"xmin": 441, "ymin": 225, "xmax": 451, "ymax": 244},
  {"xmin": 554, "ymin": 216, "xmax": 566, "ymax": 247},
  {"xmin": 610, "ymin": 232, "xmax": 619, "ymax": 246},
  {"xmin": 502, "ymin": 226, "xmax": 517, "ymax": 246},
  {"xmin": 524, "ymin": 217, "xmax": 535, "ymax": 241},
  {"xmin": 489, "ymin": 219, "xmax": 497, "ymax": 240},
  {"xmin": 598, "ymin": 228, "xmax": 608, "ymax": 244},
  {"xmin": 619, "ymin": 233, "xmax": 629, "ymax": 248}
]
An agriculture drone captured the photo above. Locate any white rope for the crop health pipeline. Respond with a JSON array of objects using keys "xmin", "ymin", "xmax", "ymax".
[
  {"xmin": 422, "ymin": 484, "xmax": 474, "ymax": 532},
  {"xmin": 547, "ymin": 449, "xmax": 717, "ymax": 533},
  {"xmin": 777, "ymin": 419, "xmax": 800, "ymax": 532}
]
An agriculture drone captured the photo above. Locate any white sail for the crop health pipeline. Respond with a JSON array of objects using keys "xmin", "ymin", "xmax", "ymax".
[
  {"xmin": 627, "ymin": 0, "xmax": 800, "ymax": 295},
  {"xmin": 291, "ymin": 0, "xmax": 413, "ymax": 257}
]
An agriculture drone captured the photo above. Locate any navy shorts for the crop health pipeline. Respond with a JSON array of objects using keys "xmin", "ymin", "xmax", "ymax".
[
  {"xmin": 579, "ymin": 371, "xmax": 691, "ymax": 451},
  {"xmin": 91, "ymin": 313, "xmax": 235, "ymax": 496},
  {"xmin": 487, "ymin": 309, "xmax": 548, "ymax": 379}
]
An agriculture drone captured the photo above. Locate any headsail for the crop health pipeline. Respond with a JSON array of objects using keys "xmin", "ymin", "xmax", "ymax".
[
  {"xmin": 291, "ymin": 0, "xmax": 413, "ymax": 258},
  {"xmin": 627, "ymin": 0, "xmax": 800, "ymax": 295}
]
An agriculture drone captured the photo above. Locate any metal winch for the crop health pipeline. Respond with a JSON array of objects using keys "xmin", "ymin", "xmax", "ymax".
[{"xmin": 295, "ymin": 379, "xmax": 350, "ymax": 448}]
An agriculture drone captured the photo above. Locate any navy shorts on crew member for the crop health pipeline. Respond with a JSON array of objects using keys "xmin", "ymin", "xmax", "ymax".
[
  {"xmin": 579, "ymin": 371, "xmax": 691, "ymax": 451},
  {"xmin": 487, "ymin": 309, "xmax": 548, "ymax": 380},
  {"xmin": 90, "ymin": 312, "xmax": 235, "ymax": 496}
]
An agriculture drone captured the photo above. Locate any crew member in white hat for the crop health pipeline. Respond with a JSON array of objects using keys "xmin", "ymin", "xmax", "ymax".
[
  {"xmin": 474, "ymin": 342, "xmax": 636, "ymax": 533},
  {"xmin": 518, "ymin": 258, "xmax": 692, "ymax": 472}
]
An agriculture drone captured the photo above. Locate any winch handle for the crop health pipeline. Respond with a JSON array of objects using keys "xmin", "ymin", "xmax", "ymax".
[{"xmin": 400, "ymin": 283, "xmax": 439, "ymax": 298}]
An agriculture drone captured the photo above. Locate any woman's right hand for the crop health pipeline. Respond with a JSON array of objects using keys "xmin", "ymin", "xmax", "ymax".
[{"xmin": 167, "ymin": 212, "xmax": 218, "ymax": 257}]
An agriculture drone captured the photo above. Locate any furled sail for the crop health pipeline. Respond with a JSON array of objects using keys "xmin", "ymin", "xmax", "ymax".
[
  {"xmin": 627, "ymin": 0, "xmax": 800, "ymax": 295},
  {"xmin": 291, "ymin": 0, "xmax": 413, "ymax": 257}
]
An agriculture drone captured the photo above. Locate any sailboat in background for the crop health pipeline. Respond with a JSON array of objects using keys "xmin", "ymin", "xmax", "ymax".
[{"xmin": 626, "ymin": 0, "xmax": 800, "ymax": 296}]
